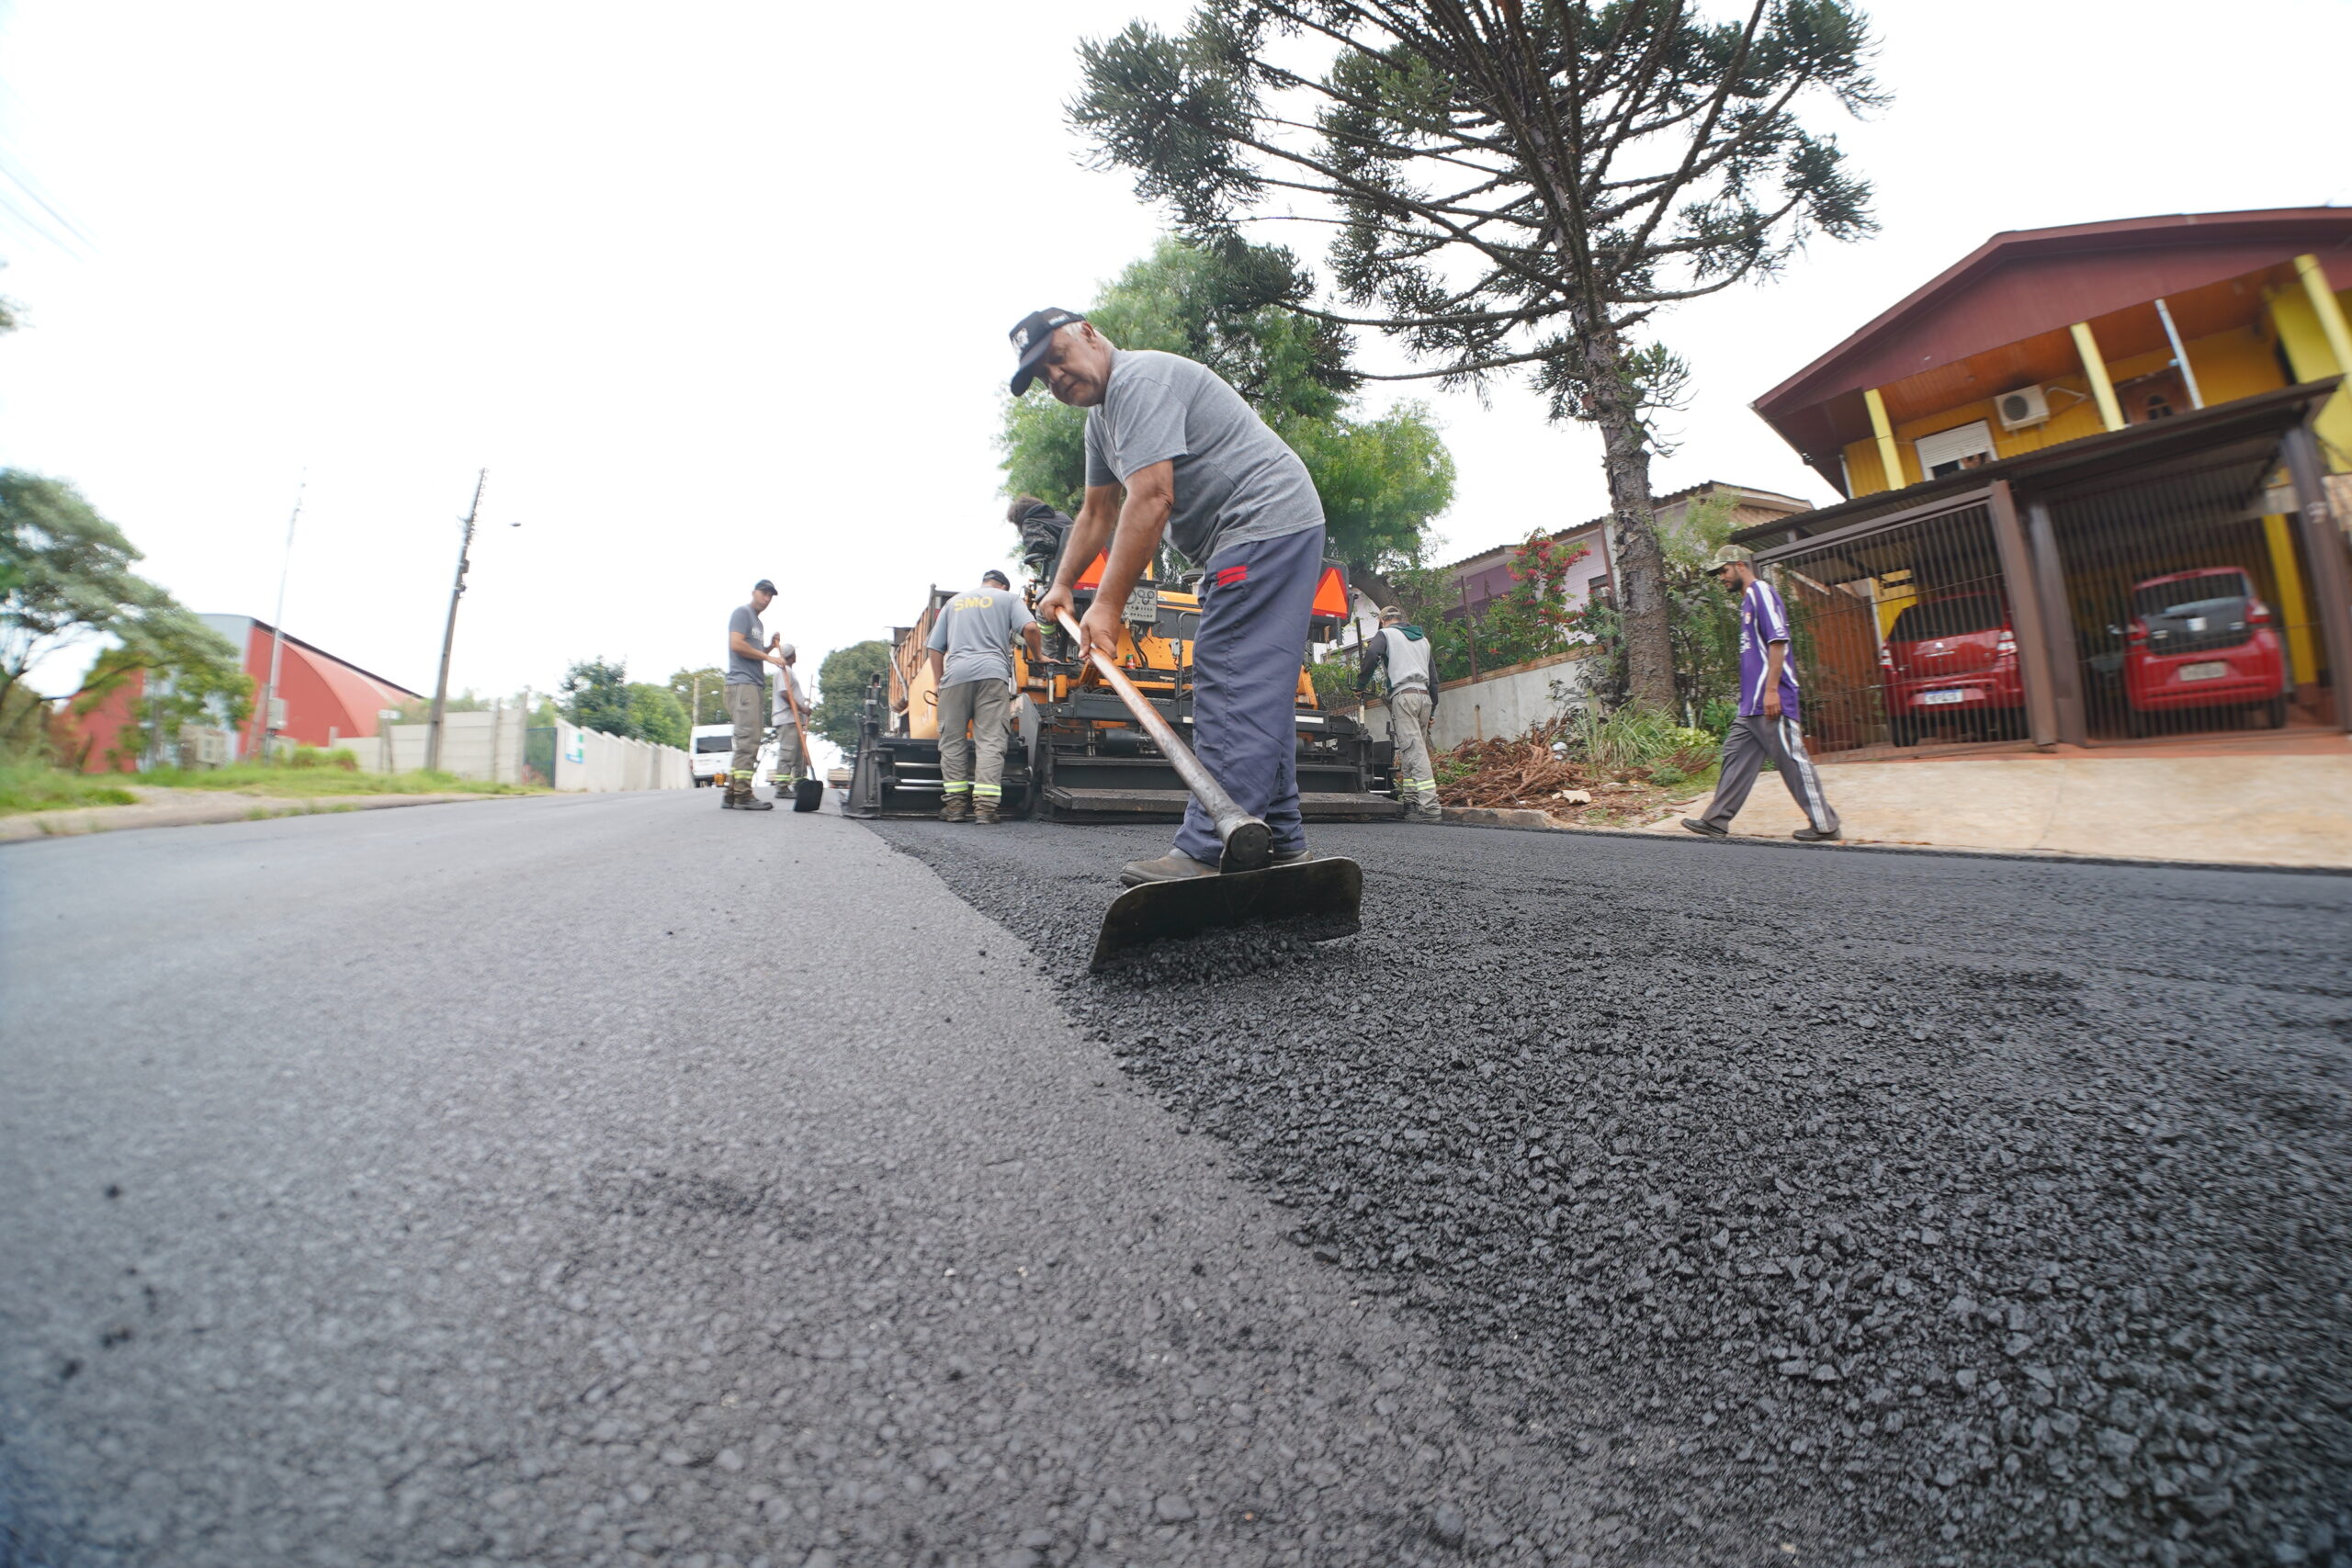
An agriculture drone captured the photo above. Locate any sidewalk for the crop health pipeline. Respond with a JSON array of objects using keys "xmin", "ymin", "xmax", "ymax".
[
  {"xmin": 0, "ymin": 788, "xmax": 495, "ymax": 844},
  {"xmin": 1637, "ymin": 741, "xmax": 2352, "ymax": 868}
]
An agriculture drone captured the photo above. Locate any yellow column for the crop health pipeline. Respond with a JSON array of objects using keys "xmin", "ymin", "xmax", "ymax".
[
  {"xmin": 2071, "ymin": 321, "xmax": 2126, "ymax": 431},
  {"xmin": 2261, "ymin": 513, "xmax": 2318, "ymax": 686},
  {"xmin": 1863, "ymin": 387, "xmax": 1905, "ymax": 493},
  {"xmin": 2296, "ymin": 254, "xmax": 2352, "ymax": 379}
]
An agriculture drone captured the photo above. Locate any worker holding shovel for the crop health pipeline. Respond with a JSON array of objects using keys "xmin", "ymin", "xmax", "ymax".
[{"xmin": 1012, "ymin": 308, "xmax": 1327, "ymax": 887}]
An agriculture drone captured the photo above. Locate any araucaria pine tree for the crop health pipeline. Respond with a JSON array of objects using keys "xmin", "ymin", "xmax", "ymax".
[{"xmin": 1072, "ymin": 0, "xmax": 1882, "ymax": 709}]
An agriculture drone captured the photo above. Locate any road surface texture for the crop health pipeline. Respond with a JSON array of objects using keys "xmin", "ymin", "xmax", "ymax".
[
  {"xmin": 869, "ymin": 815, "xmax": 2352, "ymax": 1568},
  {"xmin": 6, "ymin": 794, "xmax": 1615, "ymax": 1568}
]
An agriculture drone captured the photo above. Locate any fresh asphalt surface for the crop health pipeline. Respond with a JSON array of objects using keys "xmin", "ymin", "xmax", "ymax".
[{"xmin": 1, "ymin": 793, "xmax": 2346, "ymax": 1568}]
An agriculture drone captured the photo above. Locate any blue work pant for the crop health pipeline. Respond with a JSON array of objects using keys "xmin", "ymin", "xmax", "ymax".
[{"xmin": 1172, "ymin": 524, "xmax": 1325, "ymax": 864}]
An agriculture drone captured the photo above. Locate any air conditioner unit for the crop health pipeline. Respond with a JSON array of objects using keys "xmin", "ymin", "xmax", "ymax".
[{"xmin": 1996, "ymin": 385, "xmax": 2051, "ymax": 432}]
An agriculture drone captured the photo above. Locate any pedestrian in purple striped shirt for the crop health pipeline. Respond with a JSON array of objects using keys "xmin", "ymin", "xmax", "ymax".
[{"xmin": 1683, "ymin": 545, "xmax": 1841, "ymax": 842}]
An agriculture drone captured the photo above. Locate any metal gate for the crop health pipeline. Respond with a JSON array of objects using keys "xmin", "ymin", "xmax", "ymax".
[
  {"xmin": 2037, "ymin": 445, "xmax": 2323, "ymax": 740},
  {"xmin": 1756, "ymin": 499, "xmax": 2012, "ymax": 755}
]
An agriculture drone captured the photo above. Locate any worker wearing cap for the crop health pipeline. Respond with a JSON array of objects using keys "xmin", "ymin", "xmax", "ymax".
[
  {"xmin": 1684, "ymin": 546, "xmax": 1841, "ymax": 842},
  {"xmin": 767, "ymin": 638, "xmax": 809, "ymax": 798},
  {"xmin": 1012, "ymin": 308, "xmax": 1328, "ymax": 886},
  {"xmin": 723, "ymin": 579, "xmax": 791, "ymax": 812},
  {"xmin": 927, "ymin": 569, "xmax": 1042, "ymax": 825},
  {"xmin": 1356, "ymin": 604, "xmax": 1442, "ymax": 822}
]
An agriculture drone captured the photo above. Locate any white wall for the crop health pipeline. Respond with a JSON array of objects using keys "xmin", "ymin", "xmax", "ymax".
[
  {"xmin": 338, "ymin": 709, "xmax": 688, "ymax": 790},
  {"xmin": 550, "ymin": 726, "xmax": 690, "ymax": 793},
  {"xmin": 1356, "ymin": 647, "xmax": 1602, "ymax": 750}
]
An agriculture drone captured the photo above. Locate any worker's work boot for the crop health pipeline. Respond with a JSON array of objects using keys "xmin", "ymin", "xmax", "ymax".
[
  {"xmin": 1412, "ymin": 796, "xmax": 1444, "ymax": 824},
  {"xmin": 939, "ymin": 794, "xmax": 973, "ymax": 824},
  {"xmin": 973, "ymin": 801, "xmax": 1000, "ymax": 826},
  {"xmin": 1119, "ymin": 851, "xmax": 1221, "ymax": 887},
  {"xmin": 735, "ymin": 791, "xmax": 774, "ymax": 811}
]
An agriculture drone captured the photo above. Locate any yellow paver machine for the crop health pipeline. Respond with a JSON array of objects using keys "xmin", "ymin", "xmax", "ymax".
[{"xmin": 843, "ymin": 514, "xmax": 1402, "ymax": 825}]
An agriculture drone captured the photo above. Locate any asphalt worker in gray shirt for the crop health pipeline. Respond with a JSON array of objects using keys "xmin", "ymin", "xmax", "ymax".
[
  {"xmin": 1356, "ymin": 604, "xmax": 1443, "ymax": 823},
  {"xmin": 721, "ymin": 579, "xmax": 790, "ymax": 812},
  {"xmin": 1012, "ymin": 307, "xmax": 1328, "ymax": 887},
  {"xmin": 926, "ymin": 569, "xmax": 1043, "ymax": 825}
]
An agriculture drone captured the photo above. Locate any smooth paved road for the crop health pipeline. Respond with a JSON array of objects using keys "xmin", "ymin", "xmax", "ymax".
[{"xmin": 2, "ymin": 795, "xmax": 1584, "ymax": 1568}]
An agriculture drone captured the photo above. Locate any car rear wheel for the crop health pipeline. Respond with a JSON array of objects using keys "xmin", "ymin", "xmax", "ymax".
[
  {"xmin": 2125, "ymin": 707, "xmax": 2148, "ymax": 739},
  {"xmin": 1889, "ymin": 716, "xmax": 1918, "ymax": 748},
  {"xmin": 2263, "ymin": 696, "xmax": 2289, "ymax": 730}
]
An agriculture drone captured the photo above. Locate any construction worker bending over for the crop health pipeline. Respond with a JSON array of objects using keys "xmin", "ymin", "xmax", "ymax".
[
  {"xmin": 768, "ymin": 638, "xmax": 809, "ymax": 797},
  {"xmin": 1014, "ymin": 308, "xmax": 1329, "ymax": 887},
  {"xmin": 1357, "ymin": 604, "xmax": 1443, "ymax": 823},
  {"xmin": 927, "ymin": 569, "xmax": 1040, "ymax": 825},
  {"xmin": 1683, "ymin": 546, "xmax": 1841, "ymax": 842},
  {"xmin": 722, "ymin": 578, "xmax": 789, "ymax": 812}
]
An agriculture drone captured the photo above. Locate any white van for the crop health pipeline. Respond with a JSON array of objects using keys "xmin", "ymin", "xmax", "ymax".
[{"xmin": 688, "ymin": 724, "xmax": 736, "ymax": 787}]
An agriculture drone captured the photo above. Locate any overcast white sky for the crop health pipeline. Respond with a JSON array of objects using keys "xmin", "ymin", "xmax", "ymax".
[{"xmin": 3, "ymin": 0, "xmax": 2346, "ymax": 713}]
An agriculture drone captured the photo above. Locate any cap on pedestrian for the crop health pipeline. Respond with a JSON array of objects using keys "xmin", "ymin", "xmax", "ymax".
[
  {"xmin": 777, "ymin": 642, "xmax": 796, "ymax": 659},
  {"xmin": 981, "ymin": 569, "xmax": 1011, "ymax": 588},
  {"xmin": 1007, "ymin": 308, "xmax": 1086, "ymax": 395},
  {"xmin": 753, "ymin": 578, "xmax": 778, "ymax": 594},
  {"xmin": 1704, "ymin": 545, "xmax": 1753, "ymax": 577},
  {"xmin": 1379, "ymin": 604, "xmax": 1406, "ymax": 623}
]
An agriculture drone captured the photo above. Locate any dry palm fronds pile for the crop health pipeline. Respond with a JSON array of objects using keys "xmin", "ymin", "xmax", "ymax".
[{"xmin": 1434, "ymin": 714, "xmax": 1719, "ymax": 824}]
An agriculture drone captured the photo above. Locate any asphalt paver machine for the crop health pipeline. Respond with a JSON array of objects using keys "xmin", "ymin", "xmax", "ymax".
[{"xmin": 843, "ymin": 516, "xmax": 1401, "ymax": 824}]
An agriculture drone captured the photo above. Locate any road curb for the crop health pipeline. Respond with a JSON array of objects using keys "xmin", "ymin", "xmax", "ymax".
[
  {"xmin": 0, "ymin": 790, "xmax": 514, "ymax": 845},
  {"xmin": 1435, "ymin": 803, "xmax": 2352, "ymax": 878}
]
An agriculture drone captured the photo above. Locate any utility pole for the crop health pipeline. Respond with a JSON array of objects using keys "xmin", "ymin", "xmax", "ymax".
[
  {"xmin": 425, "ymin": 469, "xmax": 487, "ymax": 773},
  {"xmin": 254, "ymin": 479, "xmax": 305, "ymax": 762}
]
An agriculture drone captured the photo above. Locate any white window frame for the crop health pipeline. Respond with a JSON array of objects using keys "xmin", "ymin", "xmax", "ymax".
[{"xmin": 1916, "ymin": 420, "xmax": 1996, "ymax": 477}]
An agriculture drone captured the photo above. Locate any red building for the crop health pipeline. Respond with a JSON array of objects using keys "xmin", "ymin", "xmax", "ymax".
[{"xmin": 62, "ymin": 615, "xmax": 422, "ymax": 772}]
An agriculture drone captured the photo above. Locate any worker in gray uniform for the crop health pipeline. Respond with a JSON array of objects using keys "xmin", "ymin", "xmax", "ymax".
[
  {"xmin": 722, "ymin": 578, "xmax": 789, "ymax": 812},
  {"xmin": 926, "ymin": 569, "xmax": 1042, "ymax": 825},
  {"xmin": 1356, "ymin": 604, "xmax": 1442, "ymax": 822},
  {"xmin": 767, "ymin": 639, "xmax": 808, "ymax": 798}
]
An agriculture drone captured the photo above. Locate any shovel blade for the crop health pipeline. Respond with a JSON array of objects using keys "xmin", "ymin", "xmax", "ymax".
[{"xmin": 1090, "ymin": 855, "xmax": 1363, "ymax": 972}]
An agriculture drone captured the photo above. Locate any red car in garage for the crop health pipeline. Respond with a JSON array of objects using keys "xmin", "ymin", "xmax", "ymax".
[
  {"xmin": 1878, "ymin": 591, "xmax": 2022, "ymax": 745},
  {"xmin": 2121, "ymin": 567, "xmax": 2288, "ymax": 735}
]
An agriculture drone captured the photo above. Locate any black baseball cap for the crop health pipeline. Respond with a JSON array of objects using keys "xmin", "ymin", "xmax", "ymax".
[
  {"xmin": 1008, "ymin": 308, "xmax": 1085, "ymax": 394},
  {"xmin": 752, "ymin": 579, "xmax": 777, "ymax": 594},
  {"xmin": 981, "ymin": 569, "xmax": 1011, "ymax": 588}
]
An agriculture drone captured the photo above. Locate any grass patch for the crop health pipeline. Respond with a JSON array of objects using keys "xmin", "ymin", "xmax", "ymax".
[
  {"xmin": 136, "ymin": 762, "xmax": 542, "ymax": 798},
  {"xmin": 0, "ymin": 761, "xmax": 141, "ymax": 815}
]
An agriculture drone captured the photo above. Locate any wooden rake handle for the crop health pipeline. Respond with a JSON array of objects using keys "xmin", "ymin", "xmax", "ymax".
[{"xmin": 1056, "ymin": 608, "xmax": 1270, "ymax": 870}]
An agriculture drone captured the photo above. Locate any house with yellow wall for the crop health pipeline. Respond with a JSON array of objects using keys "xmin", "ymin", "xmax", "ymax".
[{"xmin": 1734, "ymin": 209, "xmax": 2352, "ymax": 750}]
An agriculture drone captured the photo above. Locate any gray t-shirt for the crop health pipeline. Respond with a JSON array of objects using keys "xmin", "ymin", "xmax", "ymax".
[
  {"xmin": 925, "ymin": 585, "xmax": 1034, "ymax": 687},
  {"xmin": 727, "ymin": 604, "xmax": 766, "ymax": 686},
  {"xmin": 1082, "ymin": 349, "xmax": 1323, "ymax": 567}
]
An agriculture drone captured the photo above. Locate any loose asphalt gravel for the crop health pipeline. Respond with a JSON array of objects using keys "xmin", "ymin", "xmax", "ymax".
[
  {"xmin": 869, "ymin": 813, "xmax": 2352, "ymax": 1568},
  {"xmin": 6, "ymin": 792, "xmax": 2349, "ymax": 1568}
]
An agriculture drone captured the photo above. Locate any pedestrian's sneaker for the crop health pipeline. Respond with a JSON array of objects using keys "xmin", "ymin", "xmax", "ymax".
[
  {"xmin": 1792, "ymin": 825, "xmax": 1841, "ymax": 842},
  {"xmin": 1681, "ymin": 818, "xmax": 1727, "ymax": 838},
  {"xmin": 939, "ymin": 795, "xmax": 973, "ymax": 824},
  {"xmin": 973, "ymin": 801, "xmax": 1000, "ymax": 826},
  {"xmin": 1119, "ymin": 851, "xmax": 1221, "ymax": 887}
]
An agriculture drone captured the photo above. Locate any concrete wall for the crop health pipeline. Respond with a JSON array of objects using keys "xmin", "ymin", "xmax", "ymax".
[
  {"xmin": 1352, "ymin": 646, "xmax": 1602, "ymax": 750},
  {"xmin": 550, "ymin": 726, "xmax": 691, "ymax": 793},
  {"xmin": 337, "ymin": 709, "xmax": 688, "ymax": 791}
]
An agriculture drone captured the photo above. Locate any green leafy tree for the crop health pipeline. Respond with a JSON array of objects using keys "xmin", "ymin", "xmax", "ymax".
[
  {"xmin": 0, "ymin": 469, "xmax": 248, "ymax": 761},
  {"xmin": 625, "ymin": 682, "xmax": 688, "ymax": 750},
  {"xmin": 1001, "ymin": 236, "xmax": 1454, "ymax": 595},
  {"xmin": 1070, "ymin": 1, "xmax": 1881, "ymax": 708},
  {"xmin": 559, "ymin": 658, "xmax": 633, "ymax": 738},
  {"xmin": 667, "ymin": 665, "xmax": 727, "ymax": 728},
  {"xmin": 1570, "ymin": 488, "xmax": 1743, "ymax": 728},
  {"xmin": 812, "ymin": 640, "xmax": 891, "ymax": 752},
  {"xmin": 81, "ymin": 621, "xmax": 256, "ymax": 769}
]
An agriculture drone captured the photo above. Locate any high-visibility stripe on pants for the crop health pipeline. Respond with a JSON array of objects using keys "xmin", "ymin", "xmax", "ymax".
[{"xmin": 943, "ymin": 781, "xmax": 973, "ymax": 795}]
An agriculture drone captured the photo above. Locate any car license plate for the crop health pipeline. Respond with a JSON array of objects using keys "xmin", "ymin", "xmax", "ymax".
[
  {"xmin": 1917, "ymin": 689, "xmax": 1968, "ymax": 705},
  {"xmin": 1122, "ymin": 582, "xmax": 1159, "ymax": 624},
  {"xmin": 2179, "ymin": 661, "xmax": 2227, "ymax": 682}
]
